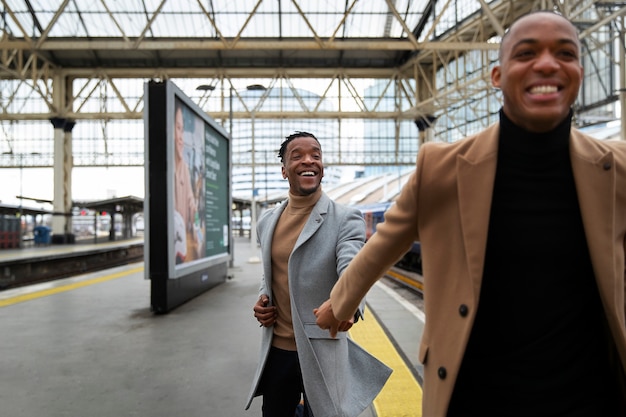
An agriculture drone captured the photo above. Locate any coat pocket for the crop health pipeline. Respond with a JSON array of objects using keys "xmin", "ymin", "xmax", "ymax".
[{"xmin": 303, "ymin": 323, "xmax": 347, "ymax": 340}]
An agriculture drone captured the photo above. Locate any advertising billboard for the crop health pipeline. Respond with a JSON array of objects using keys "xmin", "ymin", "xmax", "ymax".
[{"xmin": 145, "ymin": 80, "xmax": 231, "ymax": 313}]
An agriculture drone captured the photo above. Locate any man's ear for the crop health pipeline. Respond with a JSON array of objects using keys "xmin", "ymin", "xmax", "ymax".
[
  {"xmin": 281, "ymin": 165, "xmax": 287, "ymax": 179},
  {"xmin": 491, "ymin": 66, "xmax": 501, "ymax": 88}
]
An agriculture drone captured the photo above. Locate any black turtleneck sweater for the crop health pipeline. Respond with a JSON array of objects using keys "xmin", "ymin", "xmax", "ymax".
[{"xmin": 447, "ymin": 111, "xmax": 619, "ymax": 416}]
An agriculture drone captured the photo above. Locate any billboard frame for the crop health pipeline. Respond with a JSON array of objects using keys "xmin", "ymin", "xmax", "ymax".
[{"xmin": 144, "ymin": 80, "xmax": 232, "ymax": 313}]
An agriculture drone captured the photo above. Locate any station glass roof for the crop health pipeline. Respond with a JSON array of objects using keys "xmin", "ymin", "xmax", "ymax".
[{"xmin": 3, "ymin": 0, "xmax": 427, "ymax": 39}]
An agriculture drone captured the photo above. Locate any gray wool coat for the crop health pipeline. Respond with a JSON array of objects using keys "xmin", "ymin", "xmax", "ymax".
[{"xmin": 245, "ymin": 192, "xmax": 392, "ymax": 417}]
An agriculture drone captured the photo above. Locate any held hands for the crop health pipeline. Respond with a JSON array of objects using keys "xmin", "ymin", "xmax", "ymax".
[
  {"xmin": 314, "ymin": 299, "xmax": 354, "ymax": 338},
  {"xmin": 253, "ymin": 295, "xmax": 277, "ymax": 327}
]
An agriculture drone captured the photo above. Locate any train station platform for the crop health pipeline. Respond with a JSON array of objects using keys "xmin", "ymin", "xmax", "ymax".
[
  {"xmin": 0, "ymin": 235, "xmax": 424, "ymax": 417},
  {"xmin": 0, "ymin": 236, "xmax": 144, "ymax": 289}
]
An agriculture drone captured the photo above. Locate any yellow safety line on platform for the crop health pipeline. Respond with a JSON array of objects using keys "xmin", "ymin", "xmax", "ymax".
[
  {"xmin": 386, "ymin": 269, "xmax": 423, "ymax": 292},
  {"xmin": 349, "ymin": 305, "xmax": 422, "ymax": 417},
  {"xmin": 0, "ymin": 266, "xmax": 144, "ymax": 308}
]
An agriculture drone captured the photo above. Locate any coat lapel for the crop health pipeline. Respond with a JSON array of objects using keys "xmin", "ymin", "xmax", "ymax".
[
  {"xmin": 260, "ymin": 201, "xmax": 287, "ymax": 281},
  {"xmin": 569, "ymin": 131, "xmax": 616, "ymax": 303},
  {"xmin": 456, "ymin": 124, "xmax": 499, "ymax": 301},
  {"xmin": 292, "ymin": 193, "xmax": 328, "ymax": 252}
]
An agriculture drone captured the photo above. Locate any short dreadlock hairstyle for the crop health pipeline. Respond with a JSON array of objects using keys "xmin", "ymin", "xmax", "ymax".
[{"xmin": 277, "ymin": 131, "xmax": 321, "ymax": 164}]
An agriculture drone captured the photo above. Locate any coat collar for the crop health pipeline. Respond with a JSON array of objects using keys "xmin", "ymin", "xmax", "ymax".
[
  {"xmin": 294, "ymin": 192, "xmax": 329, "ymax": 250},
  {"xmin": 260, "ymin": 191, "xmax": 330, "ymax": 267}
]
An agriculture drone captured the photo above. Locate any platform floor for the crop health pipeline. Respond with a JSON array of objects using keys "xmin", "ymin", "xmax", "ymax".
[
  {"xmin": 0, "ymin": 236, "xmax": 424, "ymax": 417},
  {"xmin": 0, "ymin": 236, "xmax": 144, "ymax": 263}
]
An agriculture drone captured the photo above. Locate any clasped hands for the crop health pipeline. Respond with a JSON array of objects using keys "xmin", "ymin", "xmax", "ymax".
[
  {"xmin": 313, "ymin": 299, "xmax": 353, "ymax": 338},
  {"xmin": 254, "ymin": 295, "xmax": 353, "ymax": 338}
]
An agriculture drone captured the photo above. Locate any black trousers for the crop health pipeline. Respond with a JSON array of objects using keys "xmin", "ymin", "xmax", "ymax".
[{"xmin": 258, "ymin": 346, "xmax": 314, "ymax": 417}]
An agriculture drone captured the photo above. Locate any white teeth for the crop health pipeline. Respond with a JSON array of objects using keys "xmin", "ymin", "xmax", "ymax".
[
  {"xmin": 530, "ymin": 85, "xmax": 558, "ymax": 94},
  {"xmin": 300, "ymin": 171, "xmax": 315, "ymax": 176}
]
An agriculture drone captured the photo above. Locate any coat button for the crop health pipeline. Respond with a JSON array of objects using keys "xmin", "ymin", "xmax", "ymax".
[
  {"xmin": 438, "ymin": 367, "xmax": 447, "ymax": 379},
  {"xmin": 459, "ymin": 304, "xmax": 469, "ymax": 317},
  {"xmin": 603, "ymin": 162, "xmax": 611, "ymax": 170}
]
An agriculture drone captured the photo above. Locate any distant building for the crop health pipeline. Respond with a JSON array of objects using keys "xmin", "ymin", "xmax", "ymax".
[{"xmin": 362, "ymin": 82, "xmax": 419, "ymax": 178}]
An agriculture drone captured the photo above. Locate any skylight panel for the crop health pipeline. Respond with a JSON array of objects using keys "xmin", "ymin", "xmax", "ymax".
[
  {"xmin": 279, "ymin": 1, "xmax": 318, "ymax": 38},
  {"xmin": 388, "ymin": 11, "xmax": 423, "ymax": 38},
  {"xmin": 211, "ymin": 1, "xmax": 268, "ymax": 38},
  {"xmin": 106, "ymin": 0, "xmax": 157, "ymax": 13},
  {"xmin": 293, "ymin": 1, "xmax": 350, "ymax": 38},
  {"xmin": 1, "ymin": 16, "xmax": 26, "ymax": 38},
  {"xmin": 2, "ymin": 0, "xmax": 59, "ymax": 38},
  {"xmin": 15, "ymin": 0, "xmax": 64, "ymax": 10},
  {"xmin": 1, "ymin": 0, "xmax": 428, "ymax": 40},
  {"xmin": 108, "ymin": 10, "xmax": 153, "ymax": 38},
  {"xmin": 388, "ymin": 0, "xmax": 427, "ymax": 38},
  {"xmin": 245, "ymin": 0, "xmax": 281, "ymax": 37},
  {"xmin": 151, "ymin": 11, "xmax": 217, "ymax": 38},
  {"xmin": 53, "ymin": 12, "xmax": 95, "ymax": 37},
  {"xmin": 298, "ymin": 0, "xmax": 345, "ymax": 14},
  {"xmin": 347, "ymin": 0, "xmax": 392, "ymax": 38}
]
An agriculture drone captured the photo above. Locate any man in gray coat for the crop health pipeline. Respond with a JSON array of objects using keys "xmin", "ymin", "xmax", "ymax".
[{"xmin": 245, "ymin": 131, "xmax": 391, "ymax": 417}]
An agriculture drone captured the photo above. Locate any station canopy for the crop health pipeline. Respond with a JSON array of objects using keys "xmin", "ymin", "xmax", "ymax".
[{"xmin": 1, "ymin": 0, "xmax": 439, "ymax": 72}]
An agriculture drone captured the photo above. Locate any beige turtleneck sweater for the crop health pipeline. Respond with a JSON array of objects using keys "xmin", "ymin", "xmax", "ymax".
[{"xmin": 270, "ymin": 187, "xmax": 322, "ymax": 351}]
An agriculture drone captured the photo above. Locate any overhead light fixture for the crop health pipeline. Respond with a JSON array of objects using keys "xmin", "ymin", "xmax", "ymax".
[{"xmin": 246, "ymin": 84, "xmax": 267, "ymax": 91}]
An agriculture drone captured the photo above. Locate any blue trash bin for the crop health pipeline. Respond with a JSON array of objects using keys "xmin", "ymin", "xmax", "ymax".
[{"xmin": 33, "ymin": 226, "xmax": 51, "ymax": 245}]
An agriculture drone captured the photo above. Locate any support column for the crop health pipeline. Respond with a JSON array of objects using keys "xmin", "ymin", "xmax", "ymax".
[
  {"xmin": 50, "ymin": 117, "xmax": 76, "ymax": 244},
  {"xmin": 109, "ymin": 212, "xmax": 116, "ymax": 241}
]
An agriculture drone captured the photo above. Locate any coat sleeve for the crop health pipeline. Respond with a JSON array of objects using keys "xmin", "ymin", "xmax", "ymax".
[
  {"xmin": 256, "ymin": 208, "xmax": 274, "ymax": 299},
  {"xmin": 335, "ymin": 207, "xmax": 366, "ymax": 277},
  {"xmin": 330, "ymin": 152, "xmax": 423, "ymax": 321},
  {"xmin": 334, "ymin": 207, "xmax": 367, "ymax": 320}
]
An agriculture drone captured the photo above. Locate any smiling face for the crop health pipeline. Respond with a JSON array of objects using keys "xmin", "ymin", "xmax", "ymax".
[
  {"xmin": 491, "ymin": 12, "xmax": 583, "ymax": 132},
  {"xmin": 281, "ymin": 136, "xmax": 324, "ymax": 196}
]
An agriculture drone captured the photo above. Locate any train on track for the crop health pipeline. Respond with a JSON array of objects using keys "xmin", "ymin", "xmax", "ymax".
[{"xmin": 357, "ymin": 202, "xmax": 423, "ymax": 293}]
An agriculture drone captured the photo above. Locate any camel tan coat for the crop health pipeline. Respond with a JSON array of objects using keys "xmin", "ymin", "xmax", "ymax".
[{"xmin": 330, "ymin": 123, "xmax": 626, "ymax": 416}]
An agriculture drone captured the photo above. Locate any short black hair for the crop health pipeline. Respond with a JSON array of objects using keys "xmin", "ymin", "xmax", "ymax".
[
  {"xmin": 499, "ymin": 10, "xmax": 580, "ymax": 61},
  {"xmin": 277, "ymin": 131, "xmax": 321, "ymax": 163}
]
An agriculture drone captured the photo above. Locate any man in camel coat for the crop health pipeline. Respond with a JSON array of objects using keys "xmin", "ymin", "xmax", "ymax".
[{"xmin": 316, "ymin": 11, "xmax": 626, "ymax": 417}]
